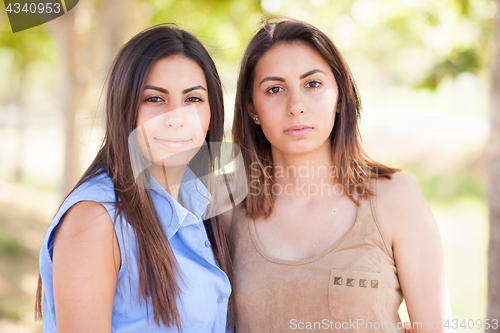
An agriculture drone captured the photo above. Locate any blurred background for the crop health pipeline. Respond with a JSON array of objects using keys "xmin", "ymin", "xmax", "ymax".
[{"xmin": 0, "ymin": 0, "xmax": 497, "ymax": 332}]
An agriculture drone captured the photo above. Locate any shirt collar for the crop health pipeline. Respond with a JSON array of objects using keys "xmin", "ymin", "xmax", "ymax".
[
  {"xmin": 176, "ymin": 167, "xmax": 212, "ymax": 224},
  {"xmin": 149, "ymin": 167, "xmax": 211, "ymax": 239}
]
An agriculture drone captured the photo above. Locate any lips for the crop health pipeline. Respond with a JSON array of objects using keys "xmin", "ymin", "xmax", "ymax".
[
  {"xmin": 283, "ymin": 124, "xmax": 313, "ymax": 137},
  {"xmin": 155, "ymin": 138, "xmax": 191, "ymax": 149}
]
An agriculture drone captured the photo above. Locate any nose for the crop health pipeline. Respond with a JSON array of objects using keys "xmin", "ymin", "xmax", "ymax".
[
  {"xmin": 287, "ymin": 88, "xmax": 306, "ymax": 116},
  {"xmin": 164, "ymin": 105, "xmax": 185, "ymax": 128}
]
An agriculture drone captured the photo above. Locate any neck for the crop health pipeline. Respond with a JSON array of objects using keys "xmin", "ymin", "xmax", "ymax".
[
  {"xmin": 270, "ymin": 143, "xmax": 337, "ymax": 199},
  {"xmin": 148, "ymin": 162, "xmax": 187, "ymax": 201}
]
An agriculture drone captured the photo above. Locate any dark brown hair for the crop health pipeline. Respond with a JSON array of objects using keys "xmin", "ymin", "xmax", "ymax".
[
  {"xmin": 233, "ymin": 17, "xmax": 399, "ymax": 218},
  {"xmin": 36, "ymin": 24, "xmax": 234, "ymax": 330}
]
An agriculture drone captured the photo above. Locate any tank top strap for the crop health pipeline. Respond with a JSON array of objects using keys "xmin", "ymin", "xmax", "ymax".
[
  {"xmin": 368, "ymin": 177, "xmax": 394, "ymax": 260},
  {"xmin": 322, "ymin": 177, "xmax": 394, "ymax": 263}
]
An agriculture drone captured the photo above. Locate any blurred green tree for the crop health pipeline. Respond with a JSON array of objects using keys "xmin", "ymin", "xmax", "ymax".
[{"xmin": 0, "ymin": 19, "xmax": 54, "ymax": 182}]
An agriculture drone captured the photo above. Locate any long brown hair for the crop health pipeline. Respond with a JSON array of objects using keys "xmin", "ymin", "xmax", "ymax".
[
  {"xmin": 36, "ymin": 24, "xmax": 234, "ymax": 330},
  {"xmin": 233, "ymin": 18, "xmax": 399, "ymax": 218}
]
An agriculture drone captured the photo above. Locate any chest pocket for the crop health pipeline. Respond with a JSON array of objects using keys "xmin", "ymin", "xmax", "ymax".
[{"xmin": 328, "ymin": 268, "xmax": 381, "ymax": 321}]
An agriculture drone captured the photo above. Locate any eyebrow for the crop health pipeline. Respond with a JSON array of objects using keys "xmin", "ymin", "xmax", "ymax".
[
  {"xmin": 259, "ymin": 69, "xmax": 327, "ymax": 86},
  {"xmin": 182, "ymin": 85, "xmax": 207, "ymax": 94},
  {"xmin": 144, "ymin": 85, "xmax": 167, "ymax": 93},
  {"xmin": 259, "ymin": 76, "xmax": 285, "ymax": 86},
  {"xmin": 143, "ymin": 84, "xmax": 207, "ymax": 94},
  {"xmin": 300, "ymin": 69, "xmax": 326, "ymax": 79}
]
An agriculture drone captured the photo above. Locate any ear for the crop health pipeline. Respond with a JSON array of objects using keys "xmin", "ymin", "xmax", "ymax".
[{"xmin": 248, "ymin": 103, "xmax": 261, "ymax": 125}]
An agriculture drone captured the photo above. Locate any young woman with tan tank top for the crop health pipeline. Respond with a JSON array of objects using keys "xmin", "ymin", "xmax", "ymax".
[{"xmin": 224, "ymin": 18, "xmax": 454, "ymax": 332}]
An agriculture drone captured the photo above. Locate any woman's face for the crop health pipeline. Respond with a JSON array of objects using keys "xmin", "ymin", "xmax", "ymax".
[
  {"xmin": 135, "ymin": 55, "xmax": 210, "ymax": 168},
  {"xmin": 250, "ymin": 42, "xmax": 339, "ymax": 157}
]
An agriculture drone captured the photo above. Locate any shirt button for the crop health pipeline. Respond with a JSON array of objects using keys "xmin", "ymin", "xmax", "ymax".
[
  {"xmin": 217, "ymin": 295, "xmax": 223, "ymax": 304},
  {"xmin": 205, "ymin": 240, "xmax": 211, "ymax": 247}
]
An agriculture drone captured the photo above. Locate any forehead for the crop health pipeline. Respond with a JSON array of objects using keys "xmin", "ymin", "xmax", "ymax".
[
  {"xmin": 254, "ymin": 42, "xmax": 332, "ymax": 79},
  {"xmin": 146, "ymin": 55, "xmax": 207, "ymax": 85}
]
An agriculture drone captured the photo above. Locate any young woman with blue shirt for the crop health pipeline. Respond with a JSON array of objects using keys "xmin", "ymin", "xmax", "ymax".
[{"xmin": 36, "ymin": 25, "xmax": 235, "ymax": 332}]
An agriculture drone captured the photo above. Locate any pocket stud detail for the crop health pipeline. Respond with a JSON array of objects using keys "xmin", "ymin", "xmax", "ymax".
[
  {"xmin": 371, "ymin": 280, "xmax": 378, "ymax": 288},
  {"xmin": 334, "ymin": 277, "xmax": 343, "ymax": 285},
  {"xmin": 359, "ymin": 279, "xmax": 367, "ymax": 288},
  {"xmin": 346, "ymin": 278, "xmax": 355, "ymax": 287}
]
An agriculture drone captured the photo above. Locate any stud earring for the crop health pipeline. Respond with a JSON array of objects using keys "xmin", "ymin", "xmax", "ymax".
[{"xmin": 253, "ymin": 117, "xmax": 259, "ymax": 121}]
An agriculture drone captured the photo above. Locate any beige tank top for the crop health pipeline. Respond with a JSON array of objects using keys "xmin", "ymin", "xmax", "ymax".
[{"xmin": 230, "ymin": 180, "xmax": 404, "ymax": 332}]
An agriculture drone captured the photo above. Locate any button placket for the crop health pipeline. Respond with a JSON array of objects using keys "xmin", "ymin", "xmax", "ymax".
[{"xmin": 197, "ymin": 224, "xmax": 232, "ymax": 294}]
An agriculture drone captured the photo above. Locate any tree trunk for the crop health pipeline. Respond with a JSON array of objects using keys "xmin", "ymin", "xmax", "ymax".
[
  {"xmin": 486, "ymin": 0, "xmax": 500, "ymax": 330},
  {"xmin": 55, "ymin": 10, "xmax": 85, "ymax": 196},
  {"xmin": 51, "ymin": 0, "xmax": 134, "ymax": 196},
  {"xmin": 13, "ymin": 70, "xmax": 27, "ymax": 182}
]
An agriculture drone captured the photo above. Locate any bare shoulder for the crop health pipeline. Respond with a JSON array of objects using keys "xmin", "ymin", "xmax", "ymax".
[
  {"xmin": 64, "ymin": 200, "xmax": 110, "ymax": 220},
  {"xmin": 56, "ymin": 201, "xmax": 113, "ymax": 239},
  {"xmin": 53, "ymin": 200, "xmax": 118, "ymax": 264},
  {"xmin": 376, "ymin": 172, "xmax": 423, "ymax": 200},
  {"xmin": 375, "ymin": 172, "xmax": 435, "ymax": 245},
  {"xmin": 376, "ymin": 172, "xmax": 428, "ymax": 213}
]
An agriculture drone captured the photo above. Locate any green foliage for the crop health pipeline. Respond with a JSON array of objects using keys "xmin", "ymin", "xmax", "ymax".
[
  {"xmin": 414, "ymin": 0, "xmax": 495, "ymax": 90},
  {"xmin": 408, "ymin": 170, "xmax": 486, "ymax": 205},
  {"xmin": 258, "ymin": 0, "xmax": 496, "ymax": 90},
  {"xmin": 455, "ymin": 0, "xmax": 472, "ymax": 16},
  {"xmin": 0, "ymin": 20, "xmax": 54, "ymax": 70},
  {"xmin": 0, "ymin": 0, "xmax": 496, "ymax": 92},
  {"xmin": 0, "ymin": 232, "xmax": 23, "ymax": 257},
  {"xmin": 143, "ymin": 0, "xmax": 263, "ymax": 61},
  {"xmin": 417, "ymin": 48, "xmax": 483, "ymax": 89},
  {"xmin": 0, "ymin": 301, "xmax": 21, "ymax": 320}
]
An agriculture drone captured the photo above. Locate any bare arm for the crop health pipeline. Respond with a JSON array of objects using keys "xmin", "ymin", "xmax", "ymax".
[
  {"xmin": 377, "ymin": 172, "xmax": 453, "ymax": 333},
  {"xmin": 52, "ymin": 201, "xmax": 121, "ymax": 333}
]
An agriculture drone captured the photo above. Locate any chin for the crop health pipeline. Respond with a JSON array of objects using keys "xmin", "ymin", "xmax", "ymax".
[
  {"xmin": 157, "ymin": 152, "xmax": 198, "ymax": 168},
  {"xmin": 285, "ymin": 141, "xmax": 322, "ymax": 154}
]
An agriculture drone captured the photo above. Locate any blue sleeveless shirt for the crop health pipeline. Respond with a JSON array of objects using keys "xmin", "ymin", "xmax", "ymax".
[{"xmin": 39, "ymin": 169, "xmax": 232, "ymax": 332}]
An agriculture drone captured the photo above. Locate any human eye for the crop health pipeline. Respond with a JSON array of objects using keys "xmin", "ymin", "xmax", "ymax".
[
  {"xmin": 305, "ymin": 80, "xmax": 321, "ymax": 89},
  {"xmin": 266, "ymin": 86, "xmax": 283, "ymax": 94},
  {"xmin": 186, "ymin": 96, "xmax": 204, "ymax": 103},
  {"xmin": 145, "ymin": 96, "xmax": 164, "ymax": 103}
]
